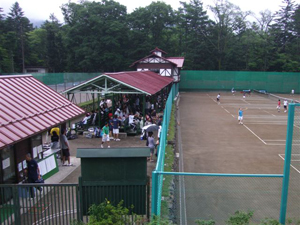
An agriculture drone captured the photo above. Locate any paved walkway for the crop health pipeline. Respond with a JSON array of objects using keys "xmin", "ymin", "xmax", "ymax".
[{"xmin": 45, "ymin": 134, "xmax": 157, "ymax": 184}]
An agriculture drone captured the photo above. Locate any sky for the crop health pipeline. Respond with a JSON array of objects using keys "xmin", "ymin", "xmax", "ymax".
[{"xmin": 0, "ymin": 0, "xmax": 298, "ymax": 25}]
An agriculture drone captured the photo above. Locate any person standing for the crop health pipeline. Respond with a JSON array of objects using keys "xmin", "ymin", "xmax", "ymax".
[
  {"xmin": 277, "ymin": 99, "xmax": 281, "ymax": 112},
  {"xmin": 60, "ymin": 128, "xmax": 72, "ymax": 166},
  {"xmin": 284, "ymin": 99, "xmax": 288, "ymax": 113},
  {"xmin": 25, "ymin": 153, "xmax": 42, "ymax": 198},
  {"xmin": 112, "ymin": 115, "xmax": 120, "ymax": 141},
  {"xmin": 217, "ymin": 93, "xmax": 221, "ymax": 104},
  {"xmin": 238, "ymin": 108, "xmax": 244, "ymax": 125},
  {"xmin": 51, "ymin": 131, "xmax": 59, "ymax": 149},
  {"xmin": 147, "ymin": 132, "xmax": 156, "ymax": 162},
  {"xmin": 101, "ymin": 122, "xmax": 110, "ymax": 148}
]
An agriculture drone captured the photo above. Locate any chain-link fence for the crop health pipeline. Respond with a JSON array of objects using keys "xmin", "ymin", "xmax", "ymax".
[
  {"xmin": 159, "ymin": 173, "xmax": 283, "ymax": 225},
  {"xmin": 285, "ymin": 104, "xmax": 300, "ymax": 222}
]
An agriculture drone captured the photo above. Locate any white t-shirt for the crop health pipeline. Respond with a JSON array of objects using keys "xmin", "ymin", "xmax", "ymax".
[
  {"xmin": 217, "ymin": 94, "xmax": 220, "ymax": 99},
  {"xmin": 129, "ymin": 115, "xmax": 135, "ymax": 124},
  {"xmin": 284, "ymin": 100, "xmax": 288, "ymax": 106}
]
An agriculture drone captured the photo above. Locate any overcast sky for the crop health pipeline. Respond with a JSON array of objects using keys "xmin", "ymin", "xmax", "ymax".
[{"xmin": 1, "ymin": 0, "xmax": 298, "ymax": 24}]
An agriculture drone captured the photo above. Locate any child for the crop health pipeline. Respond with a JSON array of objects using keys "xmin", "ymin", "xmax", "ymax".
[{"xmin": 101, "ymin": 122, "xmax": 110, "ymax": 148}]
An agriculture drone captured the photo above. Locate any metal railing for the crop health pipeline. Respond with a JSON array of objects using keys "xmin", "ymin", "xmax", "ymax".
[
  {"xmin": 0, "ymin": 183, "xmax": 79, "ymax": 225},
  {"xmin": 0, "ymin": 182, "xmax": 150, "ymax": 224}
]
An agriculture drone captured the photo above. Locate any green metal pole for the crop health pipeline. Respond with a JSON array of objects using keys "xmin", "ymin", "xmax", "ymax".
[
  {"xmin": 279, "ymin": 104, "xmax": 295, "ymax": 224},
  {"xmin": 151, "ymin": 171, "xmax": 159, "ymax": 216}
]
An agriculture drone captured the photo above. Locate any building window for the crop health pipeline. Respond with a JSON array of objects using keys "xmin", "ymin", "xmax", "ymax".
[
  {"xmin": 31, "ymin": 134, "xmax": 42, "ymax": 159},
  {"xmin": 149, "ymin": 69, "xmax": 159, "ymax": 74}
]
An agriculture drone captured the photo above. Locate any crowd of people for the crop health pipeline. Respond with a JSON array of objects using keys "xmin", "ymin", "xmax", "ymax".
[{"xmin": 76, "ymin": 93, "xmax": 165, "ymax": 136}]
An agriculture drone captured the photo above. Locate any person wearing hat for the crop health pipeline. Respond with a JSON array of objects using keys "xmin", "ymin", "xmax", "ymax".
[{"xmin": 114, "ymin": 108, "xmax": 121, "ymax": 120}]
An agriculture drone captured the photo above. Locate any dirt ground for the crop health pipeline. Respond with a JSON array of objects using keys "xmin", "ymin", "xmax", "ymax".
[
  {"xmin": 178, "ymin": 91, "xmax": 300, "ymax": 224},
  {"xmin": 179, "ymin": 91, "xmax": 293, "ymax": 174}
]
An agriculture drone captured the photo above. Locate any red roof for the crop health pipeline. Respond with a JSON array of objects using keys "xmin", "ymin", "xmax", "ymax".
[
  {"xmin": 0, "ymin": 75, "xmax": 85, "ymax": 149},
  {"xmin": 105, "ymin": 71, "xmax": 173, "ymax": 95},
  {"xmin": 167, "ymin": 57, "xmax": 185, "ymax": 68},
  {"xmin": 130, "ymin": 53, "xmax": 178, "ymax": 68}
]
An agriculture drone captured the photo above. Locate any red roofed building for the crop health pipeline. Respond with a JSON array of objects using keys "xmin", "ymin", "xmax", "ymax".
[
  {"xmin": 130, "ymin": 47, "xmax": 185, "ymax": 83},
  {"xmin": 0, "ymin": 75, "xmax": 85, "ymax": 184}
]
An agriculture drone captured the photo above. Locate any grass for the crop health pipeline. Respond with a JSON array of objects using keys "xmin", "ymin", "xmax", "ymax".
[{"xmin": 161, "ymin": 104, "xmax": 176, "ymax": 220}]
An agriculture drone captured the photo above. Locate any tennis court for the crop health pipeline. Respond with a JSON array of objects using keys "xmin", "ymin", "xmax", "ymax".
[{"xmin": 176, "ymin": 91, "xmax": 300, "ymax": 224}]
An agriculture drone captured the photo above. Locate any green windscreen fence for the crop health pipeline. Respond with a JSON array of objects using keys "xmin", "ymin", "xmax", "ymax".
[
  {"xmin": 180, "ymin": 71, "xmax": 300, "ymax": 93},
  {"xmin": 1, "ymin": 73, "xmax": 100, "ymax": 86}
]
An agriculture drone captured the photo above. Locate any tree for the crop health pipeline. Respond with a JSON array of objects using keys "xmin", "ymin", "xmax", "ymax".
[
  {"xmin": 41, "ymin": 14, "xmax": 66, "ymax": 72},
  {"xmin": 127, "ymin": 1, "xmax": 177, "ymax": 62},
  {"xmin": 177, "ymin": 0, "xmax": 214, "ymax": 69},
  {"xmin": 0, "ymin": 8, "xmax": 11, "ymax": 73},
  {"xmin": 6, "ymin": 2, "xmax": 33, "ymax": 72},
  {"xmin": 208, "ymin": 0, "xmax": 241, "ymax": 70},
  {"xmin": 61, "ymin": 0, "xmax": 129, "ymax": 72}
]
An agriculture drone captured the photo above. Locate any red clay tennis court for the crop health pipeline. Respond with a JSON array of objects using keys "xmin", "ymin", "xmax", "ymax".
[{"xmin": 175, "ymin": 91, "xmax": 300, "ymax": 224}]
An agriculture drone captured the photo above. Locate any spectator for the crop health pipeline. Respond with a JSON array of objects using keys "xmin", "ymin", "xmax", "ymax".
[
  {"xmin": 129, "ymin": 112, "xmax": 136, "ymax": 131},
  {"xmin": 101, "ymin": 122, "xmax": 110, "ymax": 148},
  {"xmin": 113, "ymin": 115, "xmax": 121, "ymax": 141},
  {"xmin": 25, "ymin": 153, "xmax": 42, "ymax": 198},
  {"xmin": 51, "ymin": 131, "xmax": 60, "ymax": 149},
  {"xmin": 147, "ymin": 132, "xmax": 155, "ymax": 162},
  {"xmin": 60, "ymin": 128, "xmax": 72, "ymax": 166}
]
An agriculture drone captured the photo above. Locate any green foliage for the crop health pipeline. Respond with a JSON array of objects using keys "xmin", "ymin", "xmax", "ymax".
[
  {"xmin": 226, "ymin": 211, "xmax": 254, "ymax": 225},
  {"xmin": 195, "ymin": 219, "xmax": 216, "ymax": 225},
  {"xmin": 259, "ymin": 218, "xmax": 281, "ymax": 225},
  {"xmin": 87, "ymin": 199, "xmax": 132, "ymax": 225},
  {"xmin": 1, "ymin": 0, "xmax": 300, "ymax": 73},
  {"xmin": 148, "ymin": 215, "xmax": 174, "ymax": 225}
]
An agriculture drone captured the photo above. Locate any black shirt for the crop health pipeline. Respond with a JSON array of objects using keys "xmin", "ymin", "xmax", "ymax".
[{"xmin": 27, "ymin": 159, "xmax": 39, "ymax": 180}]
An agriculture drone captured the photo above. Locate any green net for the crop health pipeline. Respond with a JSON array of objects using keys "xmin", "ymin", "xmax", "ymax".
[
  {"xmin": 180, "ymin": 71, "xmax": 300, "ymax": 93},
  {"xmin": 253, "ymin": 90, "xmax": 300, "ymax": 104}
]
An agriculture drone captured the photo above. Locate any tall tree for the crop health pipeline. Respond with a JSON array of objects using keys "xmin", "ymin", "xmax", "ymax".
[
  {"xmin": 208, "ymin": 0, "xmax": 241, "ymax": 70},
  {"xmin": 6, "ymin": 2, "xmax": 33, "ymax": 72},
  {"xmin": 177, "ymin": 0, "xmax": 214, "ymax": 69},
  {"xmin": 61, "ymin": 0, "xmax": 129, "ymax": 72},
  {"xmin": 0, "ymin": 8, "xmax": 11, "ymax": 73},
  {"xmin": 127, "ymin": 1, "xmax": 177, "ymax": 61},
  {"xmin": 41, "ymin": 14, "xmax": 66, "ymax": 72}
]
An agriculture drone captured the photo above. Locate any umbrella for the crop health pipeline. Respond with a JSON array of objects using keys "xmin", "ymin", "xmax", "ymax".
[{"xmin": 142, "ymin": 124, "xmax": 160, "ymax": 132}]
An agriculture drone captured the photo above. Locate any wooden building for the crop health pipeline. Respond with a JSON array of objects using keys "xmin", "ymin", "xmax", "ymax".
[{"xmin": 130, "ymin": 47, "xmax": 185, "ymax": 82}]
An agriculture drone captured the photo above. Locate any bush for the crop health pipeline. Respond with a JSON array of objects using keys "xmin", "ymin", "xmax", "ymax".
[{"xmin": 87, "ymin": 200, "xmax": 133, "ymax": 225}]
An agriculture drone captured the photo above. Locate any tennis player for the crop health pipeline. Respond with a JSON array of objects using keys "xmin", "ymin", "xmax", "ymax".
[
  {"xmin": 238, "ymin": 108, "xmax": 244, "ymax": 124},
  {"xmin": 217, "ymin": 93, "xmax": 220, "ymax": 104},
  {"xmin": 283, "ymin": 99, "xmax": 288, "ymax": 112},
  {"xmin": 277, "ymin": 99, "xmax": 281, "ymax": 112}
]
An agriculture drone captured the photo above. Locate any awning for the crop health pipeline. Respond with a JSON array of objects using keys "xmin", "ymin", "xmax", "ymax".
[{"xmin": 62, "ymin": 71, "xmax": 173, "ymax": 96}]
